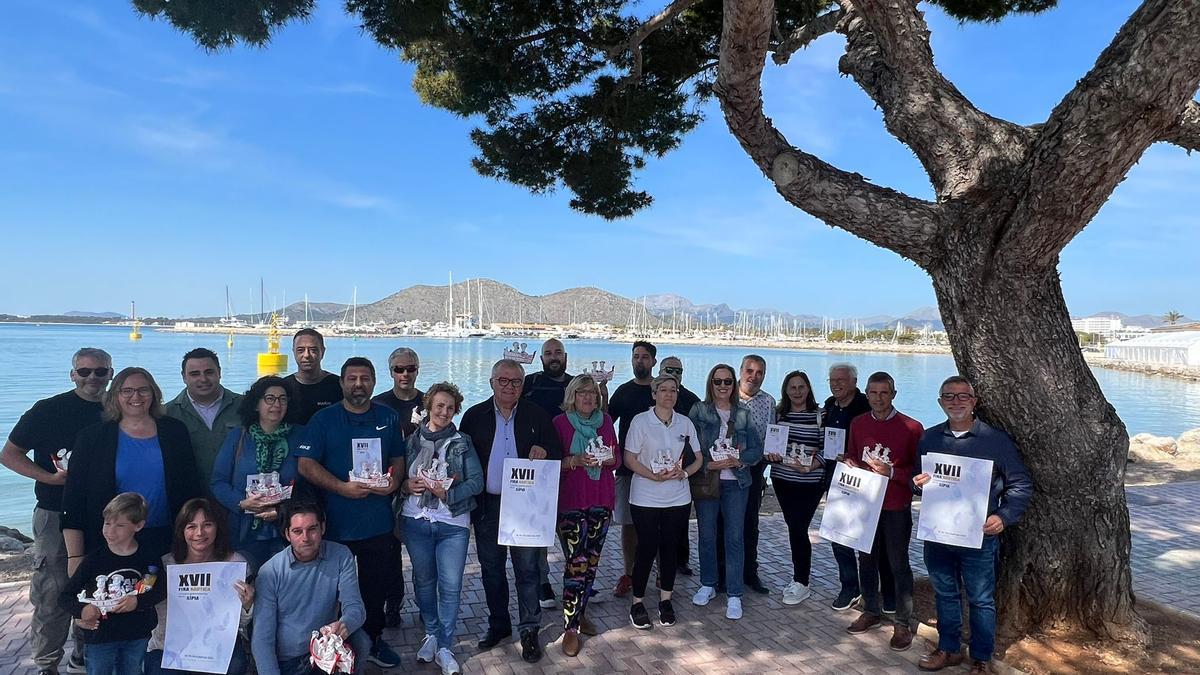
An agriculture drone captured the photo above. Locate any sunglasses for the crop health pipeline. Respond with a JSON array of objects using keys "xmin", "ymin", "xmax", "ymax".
[
  {"xmin": 75, "ymin": 367, "xmax": 111, "ymax": 378},
  {"xmin": 391, "ymin": 366, "xmax": 418, "ymax": 374},
  {"xmin": 662, "ymin": 367, "xmax": 683, "ymax": 375},
  {"xmin": 711, "ymin": 378, "xmax": 735, "ymax": 386}
]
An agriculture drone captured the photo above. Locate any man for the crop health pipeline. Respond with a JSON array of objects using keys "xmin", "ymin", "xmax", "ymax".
[
  {"xmin": 605, "ymin": 341, "xmax": 657, "ymax": 596},
  {"xmin": 915, "ymin": 376, "xmax": 1033, "ymax": 674},
  {"xmin": 1, "ymin": 348, "xmax": 112, "ymax": 675},
  {"xmin": 659, "ymin": 356, "xmax": 697, "ymax": 576},
  {"xmin": 252, "ymin": 502, "xmax": 371, "ymax": 675},
  {"xmin": 717, "ymin": 355, "xmax": 774, "ymax": 595},
  {"xmin": 843, "ymin": 371, "xmax": 923, "ymax": 652},
  {"xmin": 285, "ymin": 328, "xmax": 342, "ymax": 424},
  {"xmin": 164, "ymin": 347, "xmax": 243, "ymax": 488},
  {"xmin": 459, "ymin": 359, "xmax": 563, "ymax": 663},
  {"xmin": 296, "ymin": 357, "xmax": 404, "ymax": 668},
  {"xmin": 370, "ymin": 346, "xmax": 421, "ymax": 627}
]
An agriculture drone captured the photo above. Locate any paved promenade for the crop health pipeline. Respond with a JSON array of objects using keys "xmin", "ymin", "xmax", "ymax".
[{"xmin": 0, "ymin": 481, "xmax": 1196, "ymax": 674}]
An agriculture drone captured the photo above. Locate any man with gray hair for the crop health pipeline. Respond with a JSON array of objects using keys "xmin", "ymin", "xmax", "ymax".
[
  {"xmin": 1, "ymin": 347, "xmax": 113, "ymax": 675},
  {"xmin": 459, "ymin": 359, "xmax": 563, "ymax": 663}
]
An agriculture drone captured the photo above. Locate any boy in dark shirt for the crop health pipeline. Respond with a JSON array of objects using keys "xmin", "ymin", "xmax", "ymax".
[{"xmin": 61, "ymin": 493, "xmax": 165, "ymax": 675}]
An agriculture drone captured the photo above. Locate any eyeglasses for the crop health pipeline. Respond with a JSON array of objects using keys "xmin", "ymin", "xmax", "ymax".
[
  {"xmin": 262, "ymin": 395, "xmax": 289, "ymax": 406},
  {"xmin": 391, "ymin": 366, "xmax": 418, "ymax": 374},
  {"xmin": 75, "ymin": 367, "xmax": 111, "ymax": 378},
  {"xmin": 711, "ymin": 378, "xmax": 734, "ymax": 386},
  {"xmin": 576, "ymin": 390, "xmax": 599, "ymax": 397},
  {"xmin": 939, "ymin": 393, "xmax": 976, "ymax": 402},
  {"xmin": 493, "ymin": 377, "xmax": 522, "ymax": 388},
  {"xmin": 119, "ymin": 387, "xmax": 152, "ymax": 399},
  {"xmin": 662, "ymin": 367, "xmax": 683, "ymax": 375}
]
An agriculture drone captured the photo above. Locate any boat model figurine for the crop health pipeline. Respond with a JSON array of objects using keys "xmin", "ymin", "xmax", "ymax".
[
  {"xmin": 348, "ymin": 461, "xmax": 392, "ymax": 489},
  {"xmin": 410, "ymin": 407, "xmax": 427, "ymax": 427},
  {"xmin": 309, "ymin": 629, "xmax": 355, "ymax": 674},
  {"xmin": 502, "ymin": 342, "xmax": 536, "ymax": 364},
  {"xmin": 708, "ymin": 436, "xmax": 740, "ymax": 463},
  {"xmin": 861, "ymin": 443, "xmax": 894, "ymax": 466},
  {"xmin": 418, "ymin": 456, "xmax": 455, "ymax": 492},
  {"xmin": 650, "ymin": 451, "xmax": 680, "ymax": 475},
  {"xmin": 53, "ymin": 448, "xmax": 72, "ymax": 472},
  {"xmin": 77, "ymin": 567, "xmax": 157, "ymax": 616},
  {"xmin": 782, "ymin": 442, "xmax": 815, "ymax": 468},
  {"xmin": 583, "ymin": 437, "xmax": 614, "ymax": 464},
  {"xmin": 585, "ymin": 361, "xmax": 616, "ymax": 384},
  {"xmin": 245, "ymin": 471, "xmax": 294, "ymax": 506}
]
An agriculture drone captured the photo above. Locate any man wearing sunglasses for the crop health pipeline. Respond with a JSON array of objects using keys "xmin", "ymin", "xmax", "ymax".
[
  {"xmin": 913, "ymin": 376, "xmax": 1032, "ymax": 674},
  {"xmin": 165, "ymin": 347, "xmax": 244, "ymax": 489},
  {"xmin": 2, "ymin": 347, "xmax": 112, "ymax": 675}
]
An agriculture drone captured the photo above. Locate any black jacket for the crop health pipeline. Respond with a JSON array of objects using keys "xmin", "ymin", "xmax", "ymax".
[
  {"xmin": 458, "ymin": 397, "xmax": 563, "ymax": 482},
  {"xmin": 62, "ymin": 417, "xmax": 203, "ymax": 553}
]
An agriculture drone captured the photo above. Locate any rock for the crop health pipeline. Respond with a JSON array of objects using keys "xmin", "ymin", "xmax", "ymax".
[
  {"xmin": 0, "ymin": 526, "xmax": 32, "ymax": 544},
  {"xmin": 1177, "ymin": 428, "xmax": 1200, "ymax": 459},
  {"xmin": 0, "ymin": 536, "xmax": 27, "ymax": 553},
  {"xmin": 1128, "ymin": 433, "xmax": 1178, "ymax": 463}
]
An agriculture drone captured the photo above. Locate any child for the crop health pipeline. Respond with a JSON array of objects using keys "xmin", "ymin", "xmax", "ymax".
[{"xmin": 60, "ymin": 492, "xmax": 166, "ymax": 675}]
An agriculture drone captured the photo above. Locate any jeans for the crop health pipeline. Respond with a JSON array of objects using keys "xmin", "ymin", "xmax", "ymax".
[
  {"xmin": 341, "ymin": 532, "xmax": 402, "ymax": 643},
  {"xmin": 472, "ymin": 494, "xmax": 543, "ymax": 635},
  {"xmin": 697, "ymin": 481, "xmax": 749, "ymax": 597},
  {"xmin": 772, "ymin": 479, "xmax": 825, "ymax": 585},
  {"xmin": 276, "ymin": 629, "xmax": 371, "ymax": 675},
  {"xmin": 144, "ymin": 641, "xmax": 248, "ymax": 675},
  {"xmin": 557, "ymin": 507, "xmax": 611, "ymax": 631},
  {"xmin": 716, "ymin": 464, "xmax": 765, "ymax": 585},
  {"xmin": 630, "ymin": 504, "xmax": 690, "ymax": 598},
  {"xmin": 925, "ymin": 536, "xmax": 1001, "ymax": 662},
  {"xmin": 858, "ymin": 509, "xmax": 914, "ymax": 624},
  {"xmin": 31, "ymin": 507, "xmax": 72, "ymax": 671},
  {"xmin": 403, "ymin": 516, "xmax": 470, "ymax": 650},
  {"xmin": 84, "ymin": 638, "xmax": 147, "ymax": 675}
]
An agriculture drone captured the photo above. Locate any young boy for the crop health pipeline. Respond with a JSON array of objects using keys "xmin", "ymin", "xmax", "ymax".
[{"xmin": 60, "ymin": 493, "xmax": 165, "ymax": 675}]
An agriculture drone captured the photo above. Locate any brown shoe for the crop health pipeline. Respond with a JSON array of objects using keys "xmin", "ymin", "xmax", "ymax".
[
  {"xmin": 846, "ymin": 612, "xmax": 881, "ymax": 634},
  {"xmin": 889, "ymin": 624, "xmax": 913, "ymax": 651},
  {"xmin": 918, "ymin": 649, "xmax": 965, "ymax": 671},
  {"xmin": 579, "ymin": 614, "xmax": 598, "ymax": 636},
  {"xmin": 969, "ymin": 660, "xmax": 992, "ymax": 673},
  {"xmin": 562, "ymin": 630, "xmax": 580, "ymax": 657}
]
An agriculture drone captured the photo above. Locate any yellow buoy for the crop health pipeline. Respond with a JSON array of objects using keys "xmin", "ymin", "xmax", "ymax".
[
  {"xmin": 257, "ymin": 313, "xmax": 289, "ymax": 373},
  {"xmin": 129, "ymin": 301, "xmax": 142, "ymax": 341}
]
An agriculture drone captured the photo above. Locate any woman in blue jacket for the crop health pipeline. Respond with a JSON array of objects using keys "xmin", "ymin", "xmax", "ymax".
[
  {"xmin": 687, "ymin": 364, "xmax": 764, "ymax": 620},
  {"xmin": 210, "ymin": 376, "xmax": 303, "ymax": 572}
]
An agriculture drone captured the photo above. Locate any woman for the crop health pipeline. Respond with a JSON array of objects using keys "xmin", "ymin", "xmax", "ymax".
[
  {"xmin": 622, "ymin": 374, "xmax": 703, "ymax": 631},
  {"xmin": 210, "ymin": 376, "xmax": 304, "ymax": 572},
  {"xmin": 63, "ymin": 367, "xmax": 202, "ymax": 569},
  {"xmin": 145, "ymin": 498, "xmax": 254, "ymax": 675},
  {"xmin": 400, "ymin": 382, "xmax": 483, "ymax": 675},
  {"xmin": 768, "ymin": 370, "xmax": 826, "ymax": 605},
  {"xmin": 687, "ymin": 364, "xmax": 764, "ymax": 620},
  {"xmin": 551, "ymin": 374, "xmax": 620, "ymax": 657}
]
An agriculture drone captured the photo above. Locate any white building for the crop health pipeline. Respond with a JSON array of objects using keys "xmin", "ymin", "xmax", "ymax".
[
  {"xmin": 1104, "ymin": 332, "xmax": 1200, "ymax": 367},
  {"xmin": 1072, "ymin": 315, "xmax": 1123, "ymax": 338}
]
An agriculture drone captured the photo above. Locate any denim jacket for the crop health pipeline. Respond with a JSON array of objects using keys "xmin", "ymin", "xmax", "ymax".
[
  {"xmin": 403, "ymin": 429, "xmax": 485, "ymax": 517},
  {"xmin": 687, "ymin": 401, "xmax": 764, "ymax": 489}
]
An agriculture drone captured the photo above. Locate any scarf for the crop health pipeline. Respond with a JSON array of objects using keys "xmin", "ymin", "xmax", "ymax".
[
  {"xmin": 410, "ymin": 421, "xmax": 458, "ymax": 509},
  {"xmin": 567, "ymin": 410, "xmax": 604, "ymax": 481},
  {"xmin": 247, "ymin": 423, "xmax": 291, "ymax": 530}
]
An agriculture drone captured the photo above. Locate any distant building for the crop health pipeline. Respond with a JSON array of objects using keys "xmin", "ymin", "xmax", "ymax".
[
  {"xmin": 1104, "ymin": 332, "xmax": 1200, "ymax": 367},
  {"xmin": 1071, "ymin": 315, "xmax": 1151, "ymax": 341}
]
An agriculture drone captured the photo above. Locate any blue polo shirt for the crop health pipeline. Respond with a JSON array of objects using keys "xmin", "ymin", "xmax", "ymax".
[{"xmin": 297, "ymin": 403, "xmax": 405, "ymax": 542}]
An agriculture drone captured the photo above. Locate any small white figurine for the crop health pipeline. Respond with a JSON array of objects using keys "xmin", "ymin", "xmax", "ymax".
[
  {"xmin": 862, "ymin": 443, "xmax": 893, "ymax": 466},
  {"xmin": 584, "ymin": 437, "xmax": 614, "ymax": 464},
  {"xmin": 708, "ymin": 436, "xmax": 740, "ymax": 463},
  {"xmin": 585, "ymin": 360, "xmax": 617, "ymax": 383},
  {"xmin": 502, "ymin": 342, "xmax": 536, "ymax": 364},
  {"xmin": 309, "ymin": 630, "xmax": 355, "ymax": 674}
]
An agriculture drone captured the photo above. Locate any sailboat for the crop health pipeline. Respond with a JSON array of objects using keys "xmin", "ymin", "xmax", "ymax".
[
  {"xmin": 219, "ymin": 286, "xmax": 249, "ymax": 329},
  {"xmin": 128, "ymin": 301, "xmax": 142, "ymax": 341},
  {"xmin": 426, "ymin": 272, "xmax": 474, "ymax": 338}
]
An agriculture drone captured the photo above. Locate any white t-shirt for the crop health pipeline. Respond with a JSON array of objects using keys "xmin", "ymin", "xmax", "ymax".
[
  {"xmin": 402, "ymin": 436, "xmax": 470, "ymax": 529},
  {"xmin": 716, "ymin": 406, "xmax": 735, "ymax": 480},
  {"xmin": 625, "ymin": 409, "xmax": 697, "ymax": 508}
]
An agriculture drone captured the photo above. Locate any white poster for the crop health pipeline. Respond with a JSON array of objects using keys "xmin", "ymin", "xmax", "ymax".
[
  {"xmin": 818, "ymin": 463, "xmax": 888, "ymax": 553},
  {"xmin": 917, "ymin": 452, "xmax": 994, "ymax": 549},
  {"xmin": 163, "ymin": 561, "xmax": 247, "ymax": 674},
  {"xmin": 823, "ymin": 427, "xmax": 847, "ymax": 460},
  {"xmin": 498, "ymin": 458, "xmax": 561, "ymax": 547},
  {"xmin": 764, "ymin": 424, "xmax": 788, "ymax": 455}
]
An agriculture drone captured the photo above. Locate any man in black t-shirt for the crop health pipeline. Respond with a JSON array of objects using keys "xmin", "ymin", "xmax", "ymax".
[
  {"xmin": 284, "ymin": 328, "xmax": 342, "ymax": 424},
  {"xmin": 522, "ymin": 338, "xmax": 572, "ymax": 418},
  {"xmin": 1, "ymin": 347, "xmax": 112, "ymax": 674},
  {"xmin": 605, "ymin": 341, "xmax": 657, "ymax": 596}
]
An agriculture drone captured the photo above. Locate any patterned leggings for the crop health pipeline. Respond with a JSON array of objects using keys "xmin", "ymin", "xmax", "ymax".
[{"xmin": 557, "ymin": 506, "xmax": 612, "ymax": 631}]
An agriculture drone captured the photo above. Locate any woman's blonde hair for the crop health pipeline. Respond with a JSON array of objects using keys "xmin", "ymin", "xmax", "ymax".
[
  {"xmin": 102, "ymin": 367, "xmax": 166, "ymax": 421},
  {"xmin": 561, "ymin": 374, "xmax": 600, "ymax": 413}
]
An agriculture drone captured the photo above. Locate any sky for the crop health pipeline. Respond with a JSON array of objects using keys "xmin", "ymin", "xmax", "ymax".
[{"xmin": 0, "ymin": 1, "xmax": 1196, "ymax": 320}]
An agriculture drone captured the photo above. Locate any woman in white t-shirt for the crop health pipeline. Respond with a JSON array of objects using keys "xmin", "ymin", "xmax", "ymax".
[{"xmin": 622, "ymin": 374, "xmax": 703, "ymax": 631}]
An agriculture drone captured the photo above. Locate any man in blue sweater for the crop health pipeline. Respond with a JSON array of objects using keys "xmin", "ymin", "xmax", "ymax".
[
  {"xmin": 252, "ymin": 502, "xmax": 370, "ymax": 675},
  {"xmin": 913, "ymin": 376, "xmax": 1033, "ymax": 674}
]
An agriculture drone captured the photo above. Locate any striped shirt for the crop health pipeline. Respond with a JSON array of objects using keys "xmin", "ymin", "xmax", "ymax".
[{"xmin": 770, "ymin": 408, "xmax": 825, "ymax": 484}]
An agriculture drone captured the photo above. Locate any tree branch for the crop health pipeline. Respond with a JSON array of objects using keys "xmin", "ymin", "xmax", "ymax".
[
  {"xmin": 836, "ymin": 0, "xmax": 1030, "ymax": 200},
  {"xmin": 715, "ymin": 0, "xmax": 941, "ymax": 268},
  {"xmin": 1003, "ymin": 0, "xmax": 1200, "ymax": 268},
  {"xmin": 608, "ymin": 0, "xmax": 704, "ymax": 87},
  {"xmin": 1161, "ymin": 99, "xmax": 1200, "ymax": 152},
  {"xmin": 771, "ymin": 9, "xmax": 842, "ymax": 65}
]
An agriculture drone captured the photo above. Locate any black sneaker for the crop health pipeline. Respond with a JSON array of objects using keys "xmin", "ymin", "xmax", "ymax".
[
  {"xmin": 659, "ymin": 599, "xmax": 676, "ymax": 626},
  {"xmin": 831, "ymin": 588, "xmax": 862, "ymax": 611},
  {"xmin": 630, "ymin": 602, "xmax": 652, "ymax": 630}
]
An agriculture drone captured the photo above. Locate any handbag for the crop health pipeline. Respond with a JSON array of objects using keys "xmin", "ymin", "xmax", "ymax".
[{"xmin": 686, "ymin": 434, "xmax": 720, "ymax": 500}]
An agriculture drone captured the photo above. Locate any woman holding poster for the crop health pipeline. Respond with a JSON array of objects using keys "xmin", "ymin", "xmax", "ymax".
[
  {"xmin": 146, "ymin": 498, "xmax": 254, "ymax": 675},
  {"xmin": 687, "ymin": 364, "xmax": 763, "ymax": 621},
  {"xmin": 551, "ymin": 374, "xmax": 620, "ymax": 657},
  {"xmin": 400, "ymin": 382, "xmax": 483, "ymax": 675},
  {"xmin": 622, "ymin": 374, "xmax": 703, "ymax": 632}
]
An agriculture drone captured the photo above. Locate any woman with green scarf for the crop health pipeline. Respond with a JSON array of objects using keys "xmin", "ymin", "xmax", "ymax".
[
  {"xmin": 210, "ymin": 376, "xmax": 304, "ymax": 573},
  {"xmin": 551, "ymin": 374, "xmax": 620, "ymax": 657}
]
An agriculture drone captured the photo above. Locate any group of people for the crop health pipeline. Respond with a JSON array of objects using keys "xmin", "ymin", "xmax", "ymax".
[{"xmin": 1, "ymin": 329, "xmax": 1033, "ymax": 675}]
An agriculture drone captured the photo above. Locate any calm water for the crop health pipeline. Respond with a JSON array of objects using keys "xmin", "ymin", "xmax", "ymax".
[{"xmin": 2, "ymin": 323, "xmax": 1199, "ymax": 532}]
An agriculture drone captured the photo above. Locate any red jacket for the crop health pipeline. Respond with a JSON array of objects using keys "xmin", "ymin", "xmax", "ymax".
[{"xmin": 847, "ymin": 411, "xmax": 923, "ymax": 511}]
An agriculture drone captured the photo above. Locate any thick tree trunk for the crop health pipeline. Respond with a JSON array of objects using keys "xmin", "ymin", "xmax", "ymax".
[{"xmin": 931, "ymin": 236, "xmax": 1141, "ymax": 641}]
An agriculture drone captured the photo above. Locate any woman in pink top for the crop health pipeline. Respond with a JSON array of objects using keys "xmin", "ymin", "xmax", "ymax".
[{"xmin": 551, "ymin": 374, "xmax": 620, "ymax": 657}]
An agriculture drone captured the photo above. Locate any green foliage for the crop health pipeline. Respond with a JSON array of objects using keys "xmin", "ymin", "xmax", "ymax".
[
  {"xmin": 1163, "ymin": 310, "xmax": 1184, "ymax": 325},
  {"xmin": 928, "ymin": 0, "xmax": 1057, "ymax": 23},
  {"xmin": 132, "ymin": 0, "xmax": 314, "ymax": 50}
]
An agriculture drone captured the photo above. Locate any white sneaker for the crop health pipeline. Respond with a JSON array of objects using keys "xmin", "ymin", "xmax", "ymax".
[
  {"xmin": 692, "ymin": 585, "xmax": 717, "ymax": 606},
  {"xmin": 726, "ymin": 596, "xmax": 743, "ymax": 620},
  {"xmin": 436, "ymin": 648, "xmax": 461, "ymax": 675},
  {"xmin": 416, "ymin": 634, "xmax": 437, "ymax": 663},
  {"xmin": 782, "ymin": 581, "xmax": 812, "ymax": 605}
]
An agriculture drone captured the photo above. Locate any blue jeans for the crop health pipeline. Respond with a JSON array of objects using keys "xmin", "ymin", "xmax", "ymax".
[
  {"xmin": 144, "ymin": 640, "xmax": 249, "ymax": 675},
  {"xmin": 696, "ymin": 480, "xmax": 749, "ymax": 597},
  {"xmin": 924, "ymin": 536, "xmax": 1000, "ymax": 662},
  {"xmin": 84, "ymin": 638, "xmax": 146, "ymax": 675},
  {"xmin": 277, "ymin": 630, "xmax": 371, "ymax": 675},
  {"xmin": 403, "ymin": 516, "xmax": 471, "ymax": 650}
]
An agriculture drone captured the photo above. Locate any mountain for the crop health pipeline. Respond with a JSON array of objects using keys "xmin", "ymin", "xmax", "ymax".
[
  {"xmin": 63, "ymin": 310, "xmax": 124, "ymax": 318},
  {"xmin": 641, "ymin": 294, "xmax": 944, "ymax": 330}
]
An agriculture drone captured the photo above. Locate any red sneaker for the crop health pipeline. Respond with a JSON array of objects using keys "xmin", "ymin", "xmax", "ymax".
[{"xmin": 614, "ymin": 574, "xmax": 633, "ymax": 597}]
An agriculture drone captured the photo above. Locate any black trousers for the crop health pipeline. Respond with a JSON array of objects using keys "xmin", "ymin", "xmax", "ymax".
[
  {"xmin": 859, "ymin": 509, "xmax": 914, "ymax": 624},
  {"xmin": 471, "ymin": 494, "xmax": 543, "ymax": 635},
  {"xmin": 772, "ymin": 478, "xmax": 826, "ymax": 585},
  {"xmin": 630, "ymin": 504, "xmax": 690, "ymax": 598},
  {"xmin": 342, "ymin": 531, "xmax": 402, "ymax": 642},
  {"xmin": 717, "ymin": 463, "xmax": 765, "ymax": 584}
]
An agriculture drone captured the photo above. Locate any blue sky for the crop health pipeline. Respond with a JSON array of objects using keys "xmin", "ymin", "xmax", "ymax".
[{"xmin": 0, "ymin": 1, "xmax": 1195, "ymax": 320}]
